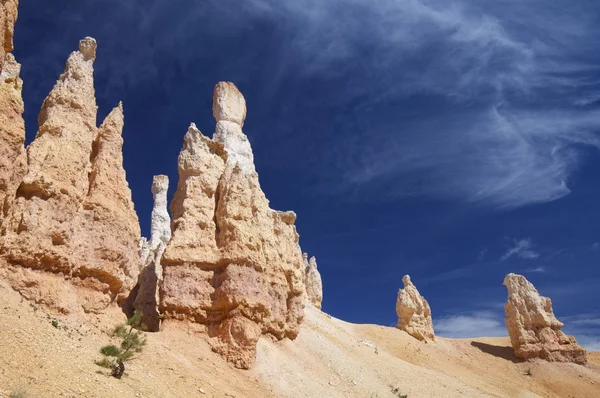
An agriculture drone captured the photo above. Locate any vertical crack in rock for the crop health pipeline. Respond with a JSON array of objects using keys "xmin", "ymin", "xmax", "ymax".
[
  {"xmin": 396, "ymin": 275, "xmax": 435, "ymax": 342},
  {"xmin": 503, "ymin": 273, "xmax": 587, "ymax": 364},
  {"xmin": 161, "ymin": 82, "xmax": 307, "ymax": 369}
]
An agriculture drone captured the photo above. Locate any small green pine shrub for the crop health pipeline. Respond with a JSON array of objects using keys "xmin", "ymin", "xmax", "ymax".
[
  {"xmin": 51, "ymin": 319, "xmax": 59, "ymax": 328},
  {"xmin": 9, "ymin": 391, "xmax": 26, "ymax": 398},
  {"xmin": 95, "ymin": 311, "xmax": 147, "ymax": 379},
  {"xmin": 525, "ymin": 367, "xmax": 532, "ymax": 376}
]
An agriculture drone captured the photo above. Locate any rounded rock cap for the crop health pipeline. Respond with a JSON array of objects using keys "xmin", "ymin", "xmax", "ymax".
[
  {"xmin": 402, "ymin": 275, "xmax": 412, "ymax": 287},
  {"xmin": 79, "ymin": 37, "xmax": 97, "ymax": 61},
  {"xmin": 213, "ymin": 82, "xmax": 247, "ymax": 126}
]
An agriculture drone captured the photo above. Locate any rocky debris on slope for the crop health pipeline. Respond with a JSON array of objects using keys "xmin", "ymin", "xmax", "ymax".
[
  {"xmin": 160, "ymin": 82, "xmax": 306, "ymax": 369},
  {"xmin": 0, "ymin": 38, "xmax": 141, "ymax": 314},
  {"xmin": 396, "ymin": 275, "xmax": 435, "ymax": 342},
  {"xmin": 304, "ymin": 253, "xmax": 323, "ymax": 309},
  {"xmin": 134, "ymin": 175, "xmax": 171, "ymax": 331},
  {"xmin": 503, "ymin": 273, "xmax": 587, "ymax": 364},
  {"xmin": 0, "ymin": 0, "xmax": 18, "ymax": 72}
]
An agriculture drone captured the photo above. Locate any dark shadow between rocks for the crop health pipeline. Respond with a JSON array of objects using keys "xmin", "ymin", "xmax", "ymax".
[{"xmin": 471, "ymin": 341, "xmax": 523, "ymax": 363}]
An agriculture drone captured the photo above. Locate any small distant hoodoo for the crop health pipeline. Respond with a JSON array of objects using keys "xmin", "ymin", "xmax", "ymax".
[{"xmin": 396, "ymin": 275, "xmax": 435, "ymax": 342}]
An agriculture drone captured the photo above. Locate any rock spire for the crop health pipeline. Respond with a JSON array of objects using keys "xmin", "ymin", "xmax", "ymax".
[
  {"xmin": 134, "ymin": 175, "xmax": 171, "ymax": 331},
  {"xmin": 396, "ymin": 275, "xmax": 435, "ymax": 342},
  {"xmin": 304, "ymin": 254, "xmax": 323, "ymax": 309},
  {"xmin": 0, "ymin": 37, "xmax": 141, "ymax": 314},
  {"xmin": 160, "ymin": 82, "xmax": 306, "ymax": 369},
  {"xmin": 503, "ymin": 273, "xmax": 587, "ymax": 364}
]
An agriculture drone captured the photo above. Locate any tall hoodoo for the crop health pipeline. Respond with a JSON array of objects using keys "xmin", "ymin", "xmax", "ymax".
[
  {"xmin": 0, "ymin": 0, "xmax": 25, "ymax": 224},
  {"xmin": 396, "ymin": 275, "xmax": 435, "ymax": 342},
  {"xmin": 304, "ymin": 254, "xmax": 323, "ymax": 309},
  {"xmin": 160, "ymin": 82, "xmax": 306, "ymax": 369},
  {"xmin": 503, "ymin": 273, "xmax": 587, "ymax": 364},
  {"xmin": 134, "ymin": 175, "xmax": 171, "ymax": 331},
  {"xmin": 0, "ymin": 38, "xmax": 141, "ymax": 314}
]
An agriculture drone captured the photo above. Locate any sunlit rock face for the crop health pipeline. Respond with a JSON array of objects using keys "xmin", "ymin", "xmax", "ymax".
[
  {"xmin": 134, "ymin": 175, "xmax": 171, "ymax": 331},
  {"xmin": 396, "ymin": 275, "xmax": 435, "ymax": 342},
  {"xmin": 0, "ymin": 37, "xmax": 141, "ymax": 314},
  {"xmin": 304, "ymin": 254, "xmax": 323, "ymax": 309},
  {"xmin": 160, "ymin": 82, "xmax": 306, "ymax": 369},
  {"xmin": 0, "ymin": 0, "xmax": 19, "ymax": 72},
  {"xmin": 503, "ymin": 273, "xmax": 587, "ymax": 365}
]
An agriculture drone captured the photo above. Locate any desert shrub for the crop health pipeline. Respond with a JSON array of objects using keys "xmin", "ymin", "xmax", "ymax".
[
  {"xmin": 391, "ymin": 385, "xmax": 408, "ymax": 398},
  {"xmin": 9, "ymin": 392, "xmax": 26, "ymax": 398},
  {"xmin": 95, "ymin": 310, "xmax": 147, "ymax": 379}
]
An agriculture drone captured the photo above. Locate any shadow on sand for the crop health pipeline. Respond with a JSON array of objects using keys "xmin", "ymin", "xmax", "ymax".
[{"xmin": 471, "ymin": 341, "xmax": 523, "ymax": 363}]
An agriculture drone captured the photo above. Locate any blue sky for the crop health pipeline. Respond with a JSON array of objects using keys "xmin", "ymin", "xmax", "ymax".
[{"xmin": 14, "ymin": 0, "xmax": 600, "ymax": 349}]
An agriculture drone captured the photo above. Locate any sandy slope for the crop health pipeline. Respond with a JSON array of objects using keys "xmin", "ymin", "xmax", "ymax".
[{"xmin": 0, "ymin": 276, "xmax": 598, "ymax": 398}]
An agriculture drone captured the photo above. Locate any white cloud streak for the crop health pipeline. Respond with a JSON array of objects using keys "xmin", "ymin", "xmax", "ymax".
[
  {"xmin": 501, "ymin": 238, "xmax": 540, "ymax": 261},
  {"xmin": 233, "ymin": 0, "xmax": 600, "ymax": 208}
]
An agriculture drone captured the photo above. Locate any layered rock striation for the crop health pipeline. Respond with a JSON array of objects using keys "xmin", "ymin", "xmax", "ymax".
[
  {"xmin": 0, "ymin": 37, "xmax": 141, "ymax": 314},
  {"xmin": 160, "ymin": 82, "xmax": 306, "ymax": 369},
  {"xmin": 503, "ymin": 273, "xmax": 587, "ymax": 364},
  {"xmin": 396, "ymin": 275, "xmax": 435, "ymax": 342},
  {"xmin": 304, "ymin": 253, "xmax": 323, "ymax": 309},
  {"xmin": 0, "ymin": 0, "xmax": 19, "ymax": 71}
]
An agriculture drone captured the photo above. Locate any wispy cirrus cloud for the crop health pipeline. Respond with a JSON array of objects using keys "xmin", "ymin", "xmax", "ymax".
[{"xmin": 501, "ymin": 238, "xmax": 540, "ymax": 261}]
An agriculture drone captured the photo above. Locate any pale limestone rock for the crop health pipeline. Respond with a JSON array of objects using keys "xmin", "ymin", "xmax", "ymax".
[
  {"xmin": 304, "ymin": 254, "xmax": 323, "ymax": 309},
  {"xmin": 213, "ymin": 81, "xmax": 247, "ymax": 127},
  {"xmin": 134, "ymin": 175, "xmax": 171, "ymax": 331},
  {"xmin": 0, "ymin": 0, "xmax": 19, "ymax": 72},
  {"xmin": 396, "ymin": 275, "xmax": 435, "ymax": 342},
  {"xmin": 1, "ymin": 39, "xmax": 141, "ymax": 313},
  {"xmin": 161, "ymin": 82, "xmax": 306, "ymax": 369},
  {"xmin": 503, "ymin": 273, "xmax": 587, "ymax": 364},
  {"xmin": 0, "ymin": 52, "xmax": 26, "ymax": 218}
]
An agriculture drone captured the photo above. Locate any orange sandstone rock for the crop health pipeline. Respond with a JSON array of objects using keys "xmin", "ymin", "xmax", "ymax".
[
  {"xmin": 161, "ymin": 82, "xmax": 306, "ymax": 369},
  {"xmin": 396, "ymin": 275, "xmax": 435, "ymax": 342},
  {"xmin": 503, "ymin": 273, "xmax": 587, "ymax": 364}
]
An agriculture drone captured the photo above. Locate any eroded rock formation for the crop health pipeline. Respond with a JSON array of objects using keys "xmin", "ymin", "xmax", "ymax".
[
  {"xmin": 160, "ymin": 82, "xmax": 306, "ymax": 369},
  {"xmin": 304, "ymin": 253, "xmax": 323, "ymax": 309},
  {"xmin": 0, "ymin": 0, "xmax": 19, "ymax": 72},
  {"xmin": 503, "ymin": 273, "xmax": 587, "ymax": 364},
  {"xmin": 0, "ymin": 37, "xmax": 141, "ymax": 314},
  {"xmin": 396, "ymin": 275, "xmax": 435, "ymax": 342},
  {"xmin": 134, "ymin": 175, "xmax": 171, "ymax": 331}
]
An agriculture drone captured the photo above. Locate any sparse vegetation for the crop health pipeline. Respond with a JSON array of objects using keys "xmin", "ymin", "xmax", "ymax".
[
  {"xmin": 51, "ymin": 319, "xmax": 59, "ymax": 328},
  {"xmin": 390, "ymin": 385, "xmax": 408, "ymax": 398},
  {"xmin": 95, "ymin": 310, "xmax": 147, "ymax": 379},
  {"xmin": 525, "ymin": 367, "xmax": 533, "ymax": 376},
  {"xmin": 9, "ymin": 391, "xmax": 26, "ymax": 398}
]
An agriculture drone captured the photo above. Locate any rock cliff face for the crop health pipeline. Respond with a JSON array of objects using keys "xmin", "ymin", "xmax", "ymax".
[
  {"xmin": 396, "ymin": 275, "xmax": 435, "ymax": 342},
  {"xmin": 160, "ymin": 82, "xmax": 306, "ymax": 369},
  {"xmin": 0, "ymin": 37, "xmax": 141, "ymax": 314},
  {"xmin": 134, "ymin": 175, "xmax": 171, "ymax": 331},
  {"xmin": 503, "ymin": 273, "xmax": 587, "ymax": 364},
  {"xmin": 0, "ymin": 0, "xmax": 19, "ymax": 72},
  {"xmin": 304, "ymin": 253, "xmax": 323, "ymax": 309}
]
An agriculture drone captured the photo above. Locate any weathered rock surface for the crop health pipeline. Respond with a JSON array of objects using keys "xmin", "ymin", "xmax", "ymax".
[
  {"xmin": 0, "ymin": 38, "xmax": 141, "ymax": 314},
  {"xmin": 0, "ymin": 52, "xmax": 25, "ymax": 217},
  {"xmin": 161, "ymin": 82, "xmax": 306, "ymax": 369},
  {"xmin": 503, "ymin": 273, "xmax": 587, "ymax": 364},
  {"xmin": 0, "ymin": 0, "xmax": 19, "ymax": 72},
  {"xmin": 134, "ymin": 175, "xmax": 171, "ymax": 331},
  {"xmin": 304, "ymin": 253, "xmax": 323, "ymax": 309},
  {"xmin": 396, "ymin": 275, "xmax": 435, "ymax": 342}
]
